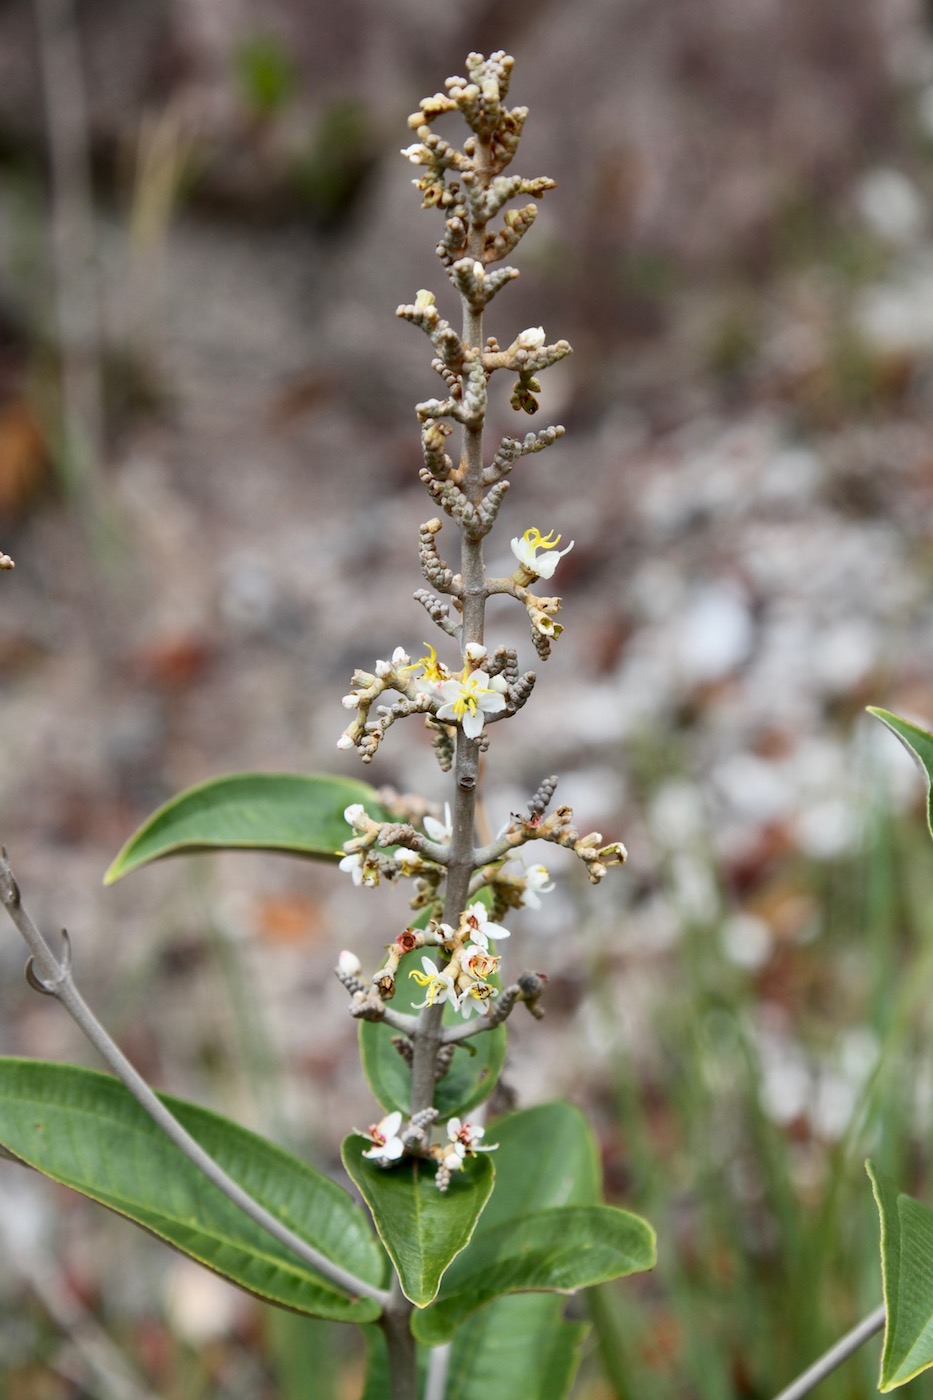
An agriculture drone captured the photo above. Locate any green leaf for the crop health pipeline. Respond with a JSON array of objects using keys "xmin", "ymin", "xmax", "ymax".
[
  {"xmin": 359, "ymin": 1108, "xmax": 602, "ymax": 1400},
  {"xmin": 0, "ymin": 1060, "xmax": 387, "ymax": 1322},
  {"xmin": 341, "ymin": 1137, "xmax": 494, "ymax": 1307},
  {"xmin": 478, "ymin": 1101, "xmax": 603, "ymax": 1227},
  {"xmin": 446, "ymin": 1293, "xmax": 587, "ymax": 1400},
  {"xmin": 411, "ymin": 1203, "xmax": 656, "ymax": 1346},
  {"xmin": 867, "ymin": 709, "xmax": 933, "ymax": 843},
  {"xmin": 104, "ymin": 773, "xmax": 387, "ymax": 883},
  {"xmin": 867, "ymin": 1160, "xmax": 933, "ymax": 1389},
  {"xmin": 359, "ymin": 1015, "xmax": 506, "ymax": 1121}
]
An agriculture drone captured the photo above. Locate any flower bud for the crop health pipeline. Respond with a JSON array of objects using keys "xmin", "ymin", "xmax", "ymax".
[
  {"xmin": 517, "ymin": 326, "xmax": 546, "ymax": 349},
  {"xmin": 337, "ymin": 950, "xmax": 362, "ymax": 977}
]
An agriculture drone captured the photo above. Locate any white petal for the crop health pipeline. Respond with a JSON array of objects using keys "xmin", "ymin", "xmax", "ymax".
[{"xmin": 461, "ymin": 709, "xmax": 485, "ymax": 738}]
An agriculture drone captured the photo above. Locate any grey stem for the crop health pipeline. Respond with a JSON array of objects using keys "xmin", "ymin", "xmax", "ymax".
[
  {"xmin": 771, "ymin": 1306, "xmax": 886, "ymax": 1400},
  {"xmin": 0, "ymin": 851, "xmax": 392, "ymax": 1312},
  {"xmin": 408, "ymin": 135, "xmax": 490, "ymax": 1124},
  {"xmin": 424, "ymin": 1341, "xmax": 453, "ymax": 1400},
  {"xmin": 380, "ymin": 1278, "xmax": 420, "ymax": 1400}
]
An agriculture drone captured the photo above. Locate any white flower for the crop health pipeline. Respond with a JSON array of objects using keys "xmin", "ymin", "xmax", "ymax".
[
  {"xmin": 341, "ymin": 693, "xmax": 360, "ymax": 709},
  {"xmin": 462, "ymin": 902, "xmax": 510, "ymax": 948},
  {"xmin": 339, "ymin": 852, "xmax": 378, "ymax": 888},
  {"xmin": 403, "ymin": 643, "xmax": 452, "ymax": 698},
  {"xmin": 361, "ymin": 1111, "xmax": 405, "ymax": 1163},
  {"xmin": 456, "ymin": 980, "xmax": 497, "ymax": 1019},
  {"xmin": 401, "ymin": 143, "xmax": 428, "ymax": 164},
  {"xmin": 464, "ymin": 642, "xmax": 487, "ymax": 663},
  {"xmin": 435, "ymin": 669, "xmax": 508, "ymax": 739},
  {"xmin": 521, "ymin": 864, "xmax": 555, "ymax": 909},
  {"xmin": 423, "ymin": 802, "xmax": 453, "ymax": 844},
  {"xmin": 337, "ymin": 950, "xmax": 362, "ymax": 977},
  {"xmin": 344, "ymin": 803, "xmax": 367, "ymax": 830},
  {"xmin": 460, "ymin": 944, "xmax": 499, "ymax": 981},
  {"xmin": 444, "ymin": 1116, "xmax": 498, "ymax": 1165},
  {"xmin": 339, "ymin": 852, "xmax": 364, "ymax": 885},
  {"xmin": 517, "ymin": 326, "xmax": 546, "ymax": 349},
  {"xmin": 396, "ymin": 851, "xmax": 424, "ymax": 876},
  {"xmin": 408, "ymin": 956, "xmax": 460, "ymax": 1010},
  {"xmin": 510, "ymin": 527, "xmax": 574, "ymax": 580},
  {"xmin": 336, "ymin": 734, "xmax": 355, "ymax": 750}
]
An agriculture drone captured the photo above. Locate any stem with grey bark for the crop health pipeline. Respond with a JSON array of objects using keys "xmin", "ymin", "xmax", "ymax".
[{"xmin": 409, "ymin": 142, "xmax": 490, "ymax": 1125}]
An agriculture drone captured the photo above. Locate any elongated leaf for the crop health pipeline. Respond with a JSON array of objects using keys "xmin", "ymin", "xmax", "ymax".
[
  {"xmin": 0, "ymin": 1060, "xmax": 387, "ymax": 1322},
  {"xmin": 104, "ymin": 773, "xmax": 386, "ymax": 883},
  {"xmin": 867, "ymin": 1160, "xmax": 933, "ymax": 1389},
  {"xmin": 868, "ymin": 709, "xmax": 933, "ymax": 843},
  {"xmin": 446, "ymin": 1293, "xmax": 587, "ymax": 1400},
  {"xmin": 341, "ymin": 1138, "xmax": 494, "ymax": 1307},
  {"xmin": 437, "ymin": 1101, "xmax": 603, "ymax": 1306},
  {"xmin": 412, "ymin": 1204, "xmax": 656, "ymax": 1346},
  {"xmin": 478, "ymin": 1101, "xmax": 602, "ymax": 1227}
]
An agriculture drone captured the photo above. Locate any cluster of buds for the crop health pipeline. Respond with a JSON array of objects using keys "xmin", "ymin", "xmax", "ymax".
[
  {"xmin": 476, "ymin": 806, "xmax": 628, "ymax": 887},
  {"xmin": 0, "ymin": 552, "xmax": 14, "ymax": 570}
]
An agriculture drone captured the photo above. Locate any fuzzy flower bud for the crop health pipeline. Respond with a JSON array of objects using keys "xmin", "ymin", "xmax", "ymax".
[
  {"xmin": 337, "ymin": 950, "xmax": 362, "ymax": 977},
  {"xmin": 517, "ymin": 326, "xmax": 546, "ymax": 349}
]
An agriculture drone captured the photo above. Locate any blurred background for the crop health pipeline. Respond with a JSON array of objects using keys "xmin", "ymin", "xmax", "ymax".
[{"xmin": 4, "ymin": 0, "xmax": 933, "ymax": 1395}]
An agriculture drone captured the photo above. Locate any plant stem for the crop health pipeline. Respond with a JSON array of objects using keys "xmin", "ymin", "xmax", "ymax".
[
  {"xmin": 770, "ymin": 1305, "xmax": 885, "ymax": 1400},
  {"xmin": 380, "ymin": 1281, "xmax": 418, "ymax": 1400},
  {"xmin": 0, "ymin": 850, "xmax": 393, "ymax": 1311},
  {"xmin": 409, "ymin": 135, "xmax": 490, "ymax": 1123}
]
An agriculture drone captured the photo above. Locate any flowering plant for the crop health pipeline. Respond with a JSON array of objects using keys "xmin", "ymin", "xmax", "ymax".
[{"xmin": 0, "ymin": 52, "xmax": 654, "ymax": 1400}]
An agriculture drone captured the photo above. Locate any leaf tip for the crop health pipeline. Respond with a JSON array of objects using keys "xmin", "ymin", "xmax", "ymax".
[{"xmin": 102, "ymin": 853, "xmax": 129, "ymax": 886}]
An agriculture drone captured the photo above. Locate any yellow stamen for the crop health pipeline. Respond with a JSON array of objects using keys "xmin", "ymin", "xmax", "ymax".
[
  {"xmin": 418, "ymin": 644, "xmax": 446, "ymax": 682},
  {"xmin": 524, "ymin": 527, "xmax": 562, "ymax": 551}
]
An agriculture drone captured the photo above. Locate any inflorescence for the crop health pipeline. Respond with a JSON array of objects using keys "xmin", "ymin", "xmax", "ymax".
[{"xmin": 335, "ymin": 52, "xmax": 627, "ymax": 1189}]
